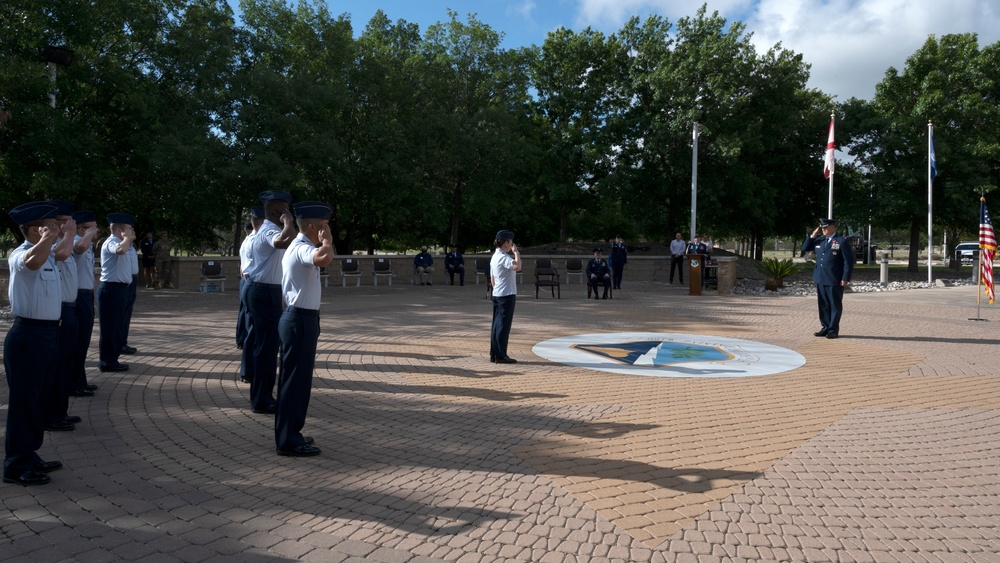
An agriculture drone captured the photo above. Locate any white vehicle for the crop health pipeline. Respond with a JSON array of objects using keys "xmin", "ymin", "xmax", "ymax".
[{"xmin": 954, "ymin": 242, "xmax": 980, "ymax": 265}]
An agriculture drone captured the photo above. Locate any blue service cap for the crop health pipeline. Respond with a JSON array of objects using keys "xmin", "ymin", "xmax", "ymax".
[
  {"xmin": 250, "ymin": 206, "xmax": 265, "ymax": 218},
  {"xmin": 49, "ymin": 200, "xmax": 75, "ymax": 216},
  {"xmin": 107, "ymin": 212, "xmax": 135, "ymax": 226},
  {"xmin": 496, "ymin": 229, "xmax": 515, "ymax": 240},
  {"xmin": 9, "ymin": 201, "xmax": 59, "ymax": 225},
  {"xmin": 292, "ymin": 201, "xmax": 332, "ymax": 220},
  {"xmin": 259, "ymin": 190, "xmax": 292, "ymax": 204},
  {"xmin": 818, "ymin": 218, "xmax": 836, "ymax": 227},
  {"xmin": 73, "ymin": 210, "xmax": 96, "ymax": 223}
]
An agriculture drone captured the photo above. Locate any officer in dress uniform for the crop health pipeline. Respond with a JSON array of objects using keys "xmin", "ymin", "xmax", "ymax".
[
  {"xmin": 45, "ymin": 201, "xmax": 81, "ymax": 432},
  {"xmin": 274, "ymin": 201, "xmax": 334, "ymax": 457},
  {"xmin": 237, "ymin": 206, "xmax": 265, "ymax": 384},
  {"xmin": 71, "ymin": 210, "xmax": 100, "ymax": 396},
  {"xmin": 587, "ymin": 248, "xmax": 612, "ymax": 300},
  {"xmin": 120, "ymin": 224, "xmax": 139, "ymax": 355},
  {"xmin": 3, "ymin": 201, "xmax": 66, "ymax": 485},
  {"xmin": 444, "ymin": 244, "xmax": 465, "ymax": 286},
  {"xmin": 609, "ymin": 235, "xmax": 628, "ymax": 290},
  {"xmin": 802, "ymin": 218, "xmax": 854, "ymax": 339},
  {"xmin": 247, "ymin": 191, "xmax": 296, "ymax": 414},
  {"xmin": 97, "ymin": 213, "xmax": 136, "ymax": 372},
  {"xmin": 686, "ymin": 234, "xmax": 709, "ymax": 283}
]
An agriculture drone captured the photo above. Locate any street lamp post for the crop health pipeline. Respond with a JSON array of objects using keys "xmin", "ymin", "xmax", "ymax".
[{"xmin": 42, "ymin": 45, "xmax": 74, "ymax": 109}]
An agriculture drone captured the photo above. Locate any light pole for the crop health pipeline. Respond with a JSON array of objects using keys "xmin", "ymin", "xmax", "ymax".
[{"xmin": 42, "ymin": 45, "xmax": 74, "ymax": 109}]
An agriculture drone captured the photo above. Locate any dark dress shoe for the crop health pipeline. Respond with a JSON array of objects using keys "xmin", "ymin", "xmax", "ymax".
[
  {"xmin": 45, "ymin": 420, "xmax": 75, "ymax": 431},
  {"xmin": 122, "ymin": 345, "xmax": 137, "ymax": 354},
  {"xmin": 3, "ymin": 470, "xmax": 51, "ymax": 486},
  {"xmin": 814, "ymin": 330, "xmax": 829, "ymax": 337},
  {"xmin": 251, "ymin": 404, "xmax": 277, "ymax": 415},
  {"xmin": 489, "ymin": 357, "xmax": 496, "ymax": 363},
  {"xmin": 64, "ymin": 415, "xmax": 82, "ymax": 424},
  {"xmin": 826, "ymin": 332, "xmax": 839, "ymax": 339},
  {"xmin": 99, "ymin": 363, "xmax": 129, "ymax": 372},
  {"xmin": 35, "ymin": 461, "xmax": 63, "ymax": 473},
  {"xmin": 84, "ymin": 384, "xmax": 98, "ymax": 391},
  {"xmin": 277, "ymin": 444, "xmax": 321, "ymax": 457},
  {"xmin": 496, "ymin": 357, "xmax": 517, "ymax": 364},
  {"xmin": 70, "ymin": 389, "xmax": 94, "ymax": 397}
]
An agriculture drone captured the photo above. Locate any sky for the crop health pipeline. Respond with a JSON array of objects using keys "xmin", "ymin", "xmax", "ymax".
[{"xmin": 231, "ymin": 0, "xmax": 1000, "ymax": 101}]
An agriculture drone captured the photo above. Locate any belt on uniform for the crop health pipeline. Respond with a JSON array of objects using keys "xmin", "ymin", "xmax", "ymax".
[
  {"xmin": 62, "ymin": 301, "xmax": 77, "ymax": 306},
  {"xmin": 249, "ymin": 281, "xmax": 280, "ymax": 288},
  {"xmin": 285, "ymin": 306, "xmax": 318, "ymax": 316},
  {"xmin": 14, "ymin": 317, "xmax": 60, "ymax": 327},
  {"xmin": 102, "ymin": 281, "xmax": 128, "ymax": 286}
]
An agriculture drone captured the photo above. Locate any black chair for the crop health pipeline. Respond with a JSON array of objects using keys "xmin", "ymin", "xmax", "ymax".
[
  {"xmin": 199, "ymin": 261, "xmax": 227, "ymax": 292},
  {"xmin": 565, "ymin": 259, "xmax": 584, "ymax": 284},
  {"xmin": 534, "ymin": 267, "xmax": 560, "ymax": 299},
  {"xmin": 339, "ymin": 258, "xmax": 361, "ymax": 287}
]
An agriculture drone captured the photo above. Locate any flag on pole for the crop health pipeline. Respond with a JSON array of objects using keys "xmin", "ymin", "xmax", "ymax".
[
  {"xmin": 979, "ymin": 197, "xmax": 996, "ymax": 304},
  {"xmin": 930, "ymin": 132, "xmax": 938, "ymax": 181},
  {"xmin": 823, "ymin": 116, "xmax": 835, "ymax": 179}
]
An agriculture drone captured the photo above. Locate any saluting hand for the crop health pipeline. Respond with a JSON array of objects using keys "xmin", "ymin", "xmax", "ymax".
[
  {"xmin": 280, "ymin": 209, "xmax": 294, "ymax": 227},
  {"xmin": 317, "ymin": 226, "xmax": 332, "ymax": 246},
  {"xmin": 811, "ymin": 227, "xmax": 821, "ymax": 238},
  {"xmin": 61, "ymin": 218, "xmax": 77, "ymax": 236}
]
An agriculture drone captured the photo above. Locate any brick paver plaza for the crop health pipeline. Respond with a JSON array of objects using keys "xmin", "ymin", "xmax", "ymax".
[{"xmin": 2, "ymin": 280, "xmax": 999, "ymax": 562}]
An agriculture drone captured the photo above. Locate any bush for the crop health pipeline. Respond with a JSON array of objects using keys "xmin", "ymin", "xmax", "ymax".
[{"xmin": 757, "ymin": 258, "xmax": 809, "ymax": 291}]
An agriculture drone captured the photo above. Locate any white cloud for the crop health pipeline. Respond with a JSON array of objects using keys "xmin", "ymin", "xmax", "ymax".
[
  {"xmin": 507, "ymin": 0, "xmax": 537, "ymax": 21},
  {"xmin": 571, "ymin": 0, "xmax": 1000, "ymax": 100}
]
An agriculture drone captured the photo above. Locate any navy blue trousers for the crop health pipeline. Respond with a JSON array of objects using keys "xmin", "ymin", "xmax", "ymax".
[
  {"xmin": 490, "ymin": 294, "xmax": 516, "ymax": 361},
  {"xmin": 4, "ymin": 319, "xmax": 58, "ymax": 478},
  {"xmin": 97, "ymin": 281, "xmax": 129, "ymax": 369},
  {"xmin": 247, "ymin": 283, "xmax": 281, "ymax": 410},
  {"xmin": 236, "ymin": 277, "xmax": 249, "ymax": 348},
  {"xmin": 74, "ymin": 289, "xmax": 95, "ymax": 391},
  {"xmin": 611, "ymin": 262, "xmax": 625, "ymax": 289},
  {"xmin": 276, "ymin": 307, "xmax": 319, "ymax": 451},
  {"xmin": 121, "ymin": 274, "xmax": 137, "ymax": 346},
  {"xmin": 815, "ymin": 283, "xmax": 846, "ymax": 334},
  {"xmin": 45, "ymin": 303, "xmax": 77, "ymax": 424},
  {"xmin": 237, "ymin": 280, "xmax": 253, "ymax": 380}
]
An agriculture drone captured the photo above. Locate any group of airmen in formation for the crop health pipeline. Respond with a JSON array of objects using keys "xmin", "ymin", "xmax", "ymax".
[{"xmin": 2, "ymin": 192, "xmax": 334, "ymax": 486}]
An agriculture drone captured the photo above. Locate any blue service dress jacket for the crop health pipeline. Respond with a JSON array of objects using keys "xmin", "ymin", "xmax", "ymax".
[{"xmin": 802, "ymin": 234, "xmax": 854, "ymax": 285}]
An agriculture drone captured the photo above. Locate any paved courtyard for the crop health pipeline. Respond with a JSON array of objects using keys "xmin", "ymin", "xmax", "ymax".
[{"xmin": 2, "ymin": 279, "xmax": 1000, "ymax": 562}]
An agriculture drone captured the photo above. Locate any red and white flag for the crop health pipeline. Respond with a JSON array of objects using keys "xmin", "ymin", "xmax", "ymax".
[{"xmin": 823, "ymin": 116, "xmax": 835, "ymax": 179}]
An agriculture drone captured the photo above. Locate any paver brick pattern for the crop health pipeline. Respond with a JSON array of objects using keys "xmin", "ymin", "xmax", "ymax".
[{"xmin": 1, "ymin": 281, "xmax": 999, "ymax": 561}]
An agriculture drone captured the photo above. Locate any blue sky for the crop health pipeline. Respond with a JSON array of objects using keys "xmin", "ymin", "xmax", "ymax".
[{"xmin": 228, "ymin": 0, "xmax": 1000, "ymax": 101}]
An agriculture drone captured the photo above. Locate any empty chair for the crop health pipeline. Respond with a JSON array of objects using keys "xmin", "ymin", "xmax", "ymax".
[
  {"xmin": 340, "ymin": 258, "xmax": 361, "ymax": 287},
  {"xmin": 535, "ymin": 258, "xmax": 552, "ymax": 270},
  {"xmin": 199, "ymin": 260, "xmax": 227, "ymax": 292},
  {"xmin": 534, "ymin": 267, "xmax": 560, "ymax": 299},
  {"xmin": 372, "ymin": 258, "xmax": 394, "ymax": 286},
  {"xmin": 475, "ymin": 258, "xmax": 491, "ymax": 284},
  {"xmin": 564, "ymin": 259, "xmax": 584, "ymax": 284}
]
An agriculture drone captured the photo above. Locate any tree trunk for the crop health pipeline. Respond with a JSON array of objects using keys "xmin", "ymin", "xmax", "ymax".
[{"xmin": 907, "ymin": 216, "xmax": 921, "ymax": 272}]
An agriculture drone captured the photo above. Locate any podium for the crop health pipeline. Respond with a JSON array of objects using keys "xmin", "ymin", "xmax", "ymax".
[{"xmin": 686, "ymin": 253, "xmax": 704, "ymax": 296}]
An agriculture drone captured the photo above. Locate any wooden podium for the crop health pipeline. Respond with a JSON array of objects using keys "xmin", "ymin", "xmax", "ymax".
[{"xmin": 686, "ymin": 254, "xmax": 704, "ymax": 296}]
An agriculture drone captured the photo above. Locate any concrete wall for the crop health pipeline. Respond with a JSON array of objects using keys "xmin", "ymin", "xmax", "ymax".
[{"xmin": 159, "ymin": 255, "xmax": 737, "ymax": 294}]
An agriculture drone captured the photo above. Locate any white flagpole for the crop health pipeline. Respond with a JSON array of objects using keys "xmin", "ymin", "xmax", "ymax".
[
  {"xmin": 691, "ymin": 122, "xmax": 699, "ymax": 239},
  {"xmin": 928, "ymin": 121, "xmax": 933, "ymax": 283},
  {"xmin": 826, "ymin": 112, "xmax": 835, "ymax": 218}
]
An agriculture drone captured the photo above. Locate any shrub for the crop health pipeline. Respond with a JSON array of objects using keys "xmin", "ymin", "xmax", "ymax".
[{"xmin": 757, "ymin": 258, "xmax": 809, "ymax": 291}]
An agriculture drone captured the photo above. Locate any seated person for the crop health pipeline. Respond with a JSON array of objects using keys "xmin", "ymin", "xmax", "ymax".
[
  {"xmin": 414, "ymin": 246, "xmax": 434, "ymax": 285},
  {"xmin": 445, "ymin": 244, "xmax": 465, "ymax": 286},
  {"xmin": 587, "ymin": 248, "xmax": 611, "ymax": 300}
]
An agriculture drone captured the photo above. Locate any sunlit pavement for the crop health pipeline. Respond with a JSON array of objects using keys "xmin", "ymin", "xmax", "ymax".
[{"xmin": 2, "ymin": 280, "xmax": 999, "ymax": 562}]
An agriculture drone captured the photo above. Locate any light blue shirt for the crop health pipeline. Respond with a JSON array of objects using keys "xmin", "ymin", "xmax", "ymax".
[
  {"xmin": 54, "ymin": 238, "xmax": 79, "ymax": 303},
  {"xmin": 9, "ymin": 241, "xmax": 61, "ymax": 321},
  {"xmin": 490, "ymin": 248, "xmax": 516, "ymax": 297},
  {"xmin": 127, "ymin": 245, "xmax": 139, "ymax": 275},
  {"xmin": 100, "ymin": 235, "xmax": 133, "ymax": 283},
  {"xmin": 250, "ymin": 219, "xmax": 285, "ymax": 284},
  {"xmin": 74, "ymin": 234, "xmax": 95, "ymax": 291},
  {"xmin": 281, "ymin": 233, "xmax": 321, "ymax": 310},
  {"xmin": 240, "ymin": 230, "xmax": 256, "ymax": 278}
]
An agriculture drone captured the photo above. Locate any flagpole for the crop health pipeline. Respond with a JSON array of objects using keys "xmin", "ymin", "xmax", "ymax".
[
  {"xmin": 928, "ymin": 121, "xmax": 933, "ymax": 283},
  {"xmin": 827, "ymin": 112, "xmax": 835, "ymax": 218},
  {"xmin": 691, "ymin": 121, "xmax": 699, "ymax": 240}
]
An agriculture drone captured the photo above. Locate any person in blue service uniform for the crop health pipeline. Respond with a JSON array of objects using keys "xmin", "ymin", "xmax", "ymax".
[
  {"xmin": 120, "ymin": 225, "xmax": 139, "ymax": 356},
  {"xmin": 140, "ymin": 231, "xmax": 156, "ymax": 288},
  {"xmin": 686, "ymin": 234, "xmax": 709, "ymax": 283},
  {"xmin": 444, "ymin": 244, "xmax": 465, "ymax": 286},
  {"xmin": 414, "ymin": 246, "xmax": 434, "ymax": 285},
  {"xmin": 490, "ymin": 229, "xmax": 521, "ymax": 364},
  {"xmin": 609, "ymin": 235, "xmax": 628, "ymax": 290},
  {"xmin": 45, "ymin": 201, "xmax": 82, "ymax": 432},
  {"xmin": 71, "ymin": 210, "xmax": 100, "ymax": 397},
  {"xmin": 274, "ymin": 201, "xmax": 335, "ymax": 457},
  {"xmin": 587, "ymin": 248, "xmax": 612, "ymax": 300},
  {"xmin": 97, "ymin": 213, "xmax": 136, "ymax": 372},
  {"xmin": 3, "ymin": 201, "xmax": 66, "ymax": 486},
  {"xmin": 669, "ymin": 232, "xmax": 687, "ymax": 284},
  {"xmin": 802, "ymin": 218, "xmax": 854, "ymax": 339},
  {"xmin": 237, "ymin": 206, "xmax": 265, "ymax": 384},
  {"xmin": 247, "ymin": 191, "xmax": 296, "ymax": 414}
]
